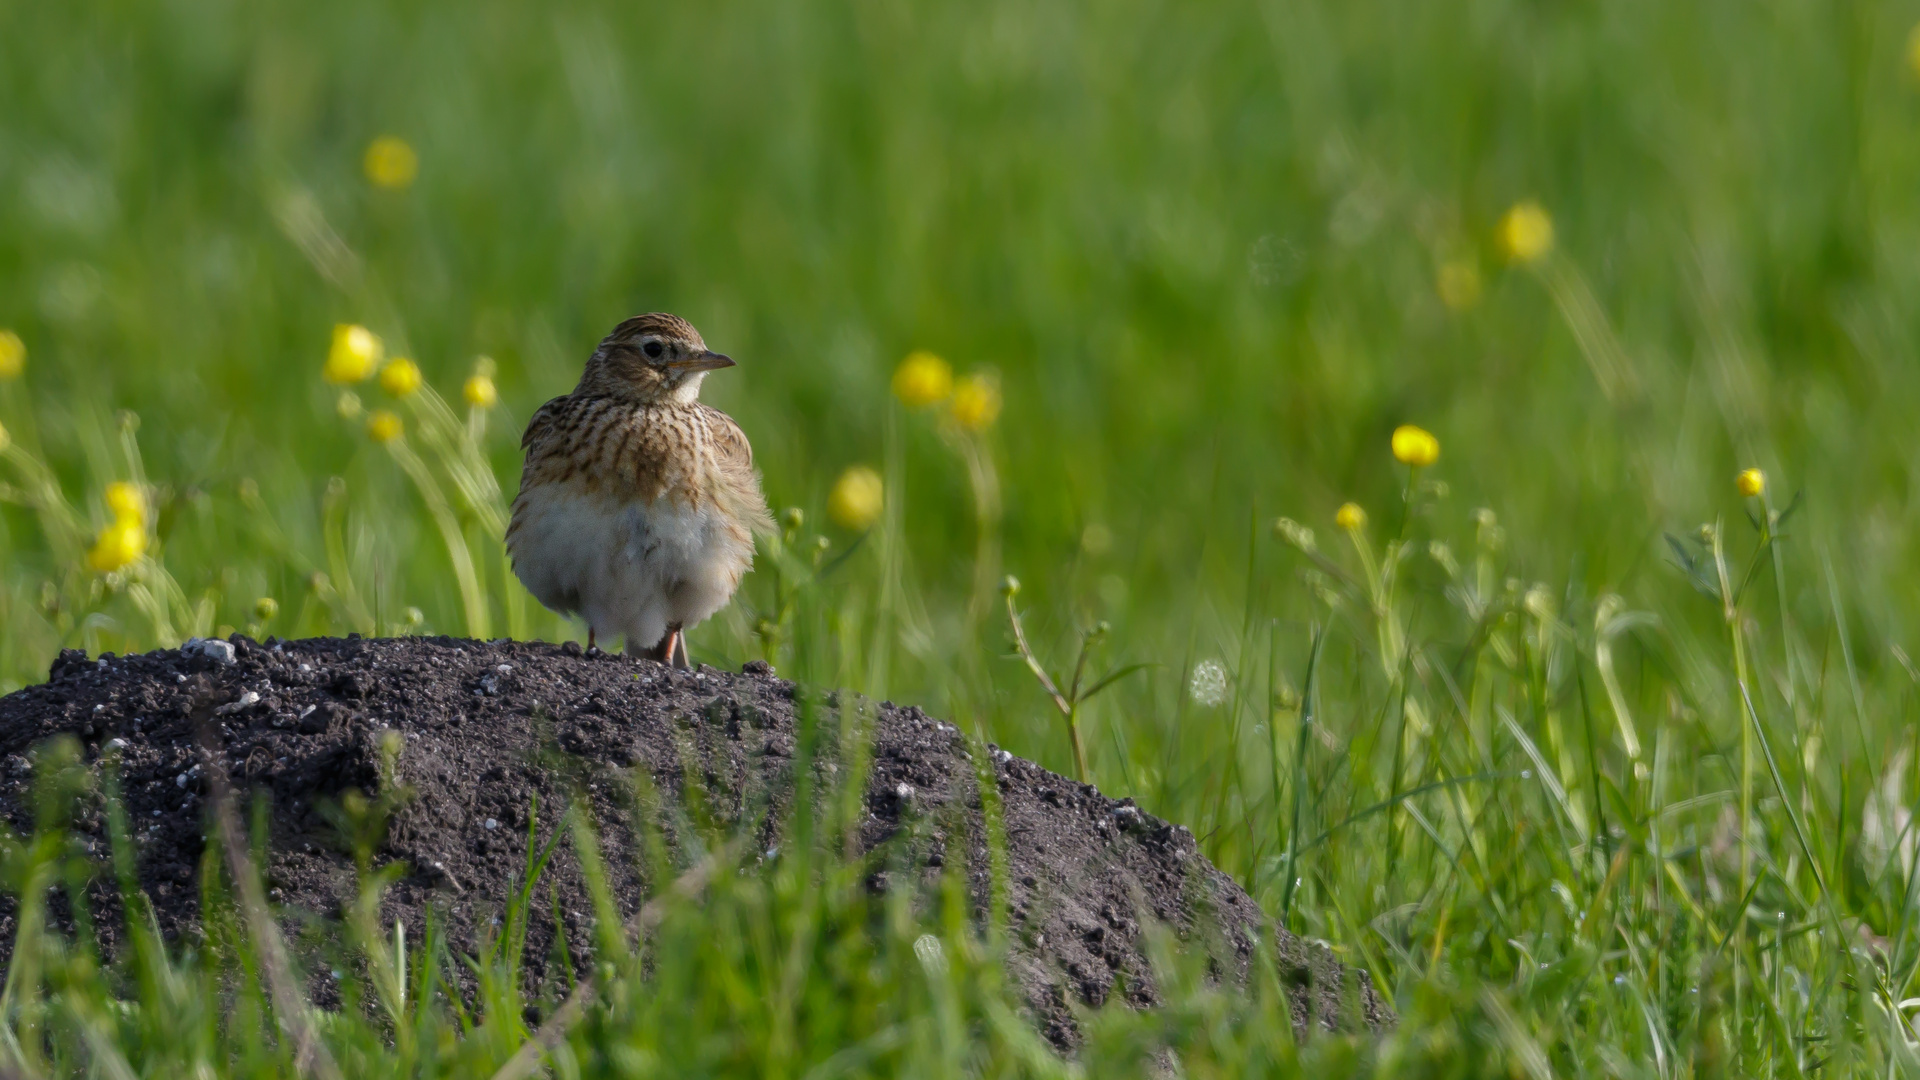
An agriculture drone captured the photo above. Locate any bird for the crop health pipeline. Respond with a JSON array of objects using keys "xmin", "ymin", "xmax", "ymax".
[{"xmin": 507, "ymin": 313, "xmax": 773, "ymax": 668}]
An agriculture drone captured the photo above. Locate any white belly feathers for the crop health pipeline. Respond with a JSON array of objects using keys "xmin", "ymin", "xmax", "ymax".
[{"xmin": 508, "ymin": 483, "xmax": 752, "ymax": 650}]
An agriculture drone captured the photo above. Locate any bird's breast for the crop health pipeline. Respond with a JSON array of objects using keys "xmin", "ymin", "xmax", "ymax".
[{"xmin": 521, "ymin": 400, "xmax": 719, "ymax": 505}]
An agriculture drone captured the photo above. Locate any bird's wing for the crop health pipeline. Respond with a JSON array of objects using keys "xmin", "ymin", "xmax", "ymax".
[
  {"xmin": 699, "ymin": 404, "xmax": 775, "ymax": 534},
  {"xmin": 521, "ymin": 395, "xmax": 572, "ymax": 451},
  {"xmin": 699, "ymin": 403, "xmax": 755, "ymax": 470}
]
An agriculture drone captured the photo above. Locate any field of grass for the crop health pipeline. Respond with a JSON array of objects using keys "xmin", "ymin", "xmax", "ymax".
[{"xmin": 7, "ymin": 0, "xmax": 1920, "ymax": 1073}]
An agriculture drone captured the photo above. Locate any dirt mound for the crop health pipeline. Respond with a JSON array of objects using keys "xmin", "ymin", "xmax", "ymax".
[{"xmin": 0, "ymin": 635, "xmax": 1390, "ymax": 1045}]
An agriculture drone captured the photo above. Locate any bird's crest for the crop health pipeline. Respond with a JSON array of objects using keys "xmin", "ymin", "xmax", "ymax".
[{"xmin": 602, "ymin": 313, "xmax": 703, "ymax": 349}]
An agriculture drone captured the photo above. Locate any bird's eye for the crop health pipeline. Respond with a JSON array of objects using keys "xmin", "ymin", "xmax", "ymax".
[{"xmin": 643, "ymin": 340, "xmax": 665, "ymax": 359}]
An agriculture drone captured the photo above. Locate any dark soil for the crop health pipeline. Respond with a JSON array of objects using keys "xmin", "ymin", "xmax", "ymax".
[{"xmin": 0, "ymin": 635, "xmax": 1392, "ymax": 1047}]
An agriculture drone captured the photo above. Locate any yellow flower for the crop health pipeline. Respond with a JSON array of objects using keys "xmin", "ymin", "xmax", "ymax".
[
  {"xmin": 828, "ymin": 465, "xmax": 884, "ymax": 531},
  {"xmin": 1736, "ymin": 468, "xmax": 1765, "ymax": 498},
  {"xmin": 892, "ymin": 350, "xmax": 953, "ymax": 407},
  {"xmin": 379, "ymin": 357, "xmax": 422, "ymax": 397},
  {"xmin": 1391, "ymin": 424, "xmax": 1440, "ymax": 468},
  {"xmin": 104, "ymin": 481, "xmax": 146, "ymax": 525},
  {"xmin": 1436, "ymin": 259, "xmax": 1482, "ymax": 310},
  {"xmin": 325, "ymin": 324, "xmax": 383, "ymax": 384},
  {"xmin": 87, "ymin": 518, "xmax": 147, "ymax": 573},
  {"xmin": 1498, "ymin": 201, "xmax": 1554, "ymax": 264},
  {"xmin": 0, "ymin": 329, "xmax": 24, "ymax": 379},
  {"xmin": 950, "ymin": 372, "xmax": 1002, "ymax": 431},
  {"xmin": 367, "ymin": 410, "xmax": 404, "ymax": 444},
  {"xmin": 254, "ymin": 597, "xmax": 279, "ymax": 621},
  {"xmin": 364, "ymin": 135, "xmax": 419, "ymax": 189},
  {"xmin": 1335, "ymin": 502, "xmax": 1367, "ymax": 532},
  {"xmin": 464, "ymin": 373, "xmax": 498, "ymax": 409}
]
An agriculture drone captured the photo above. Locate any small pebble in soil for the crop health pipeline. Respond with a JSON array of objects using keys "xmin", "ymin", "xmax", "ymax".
[{"xmin": 183, "ymin": 638, "xmax": 237, "ymax": 666}]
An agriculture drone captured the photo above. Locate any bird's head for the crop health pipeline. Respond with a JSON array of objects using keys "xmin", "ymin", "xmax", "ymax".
[{"xmin": 577, "ymin": 313, "xmax": 735, "ymax": 405}]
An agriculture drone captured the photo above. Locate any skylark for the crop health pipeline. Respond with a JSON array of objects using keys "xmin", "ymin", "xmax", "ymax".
[{"xmin": 507, "ymin": 313, "xmax": 773, "ymax": 667}]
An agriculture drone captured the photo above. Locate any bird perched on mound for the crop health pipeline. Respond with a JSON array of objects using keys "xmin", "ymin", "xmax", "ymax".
[{"xmin": 508, "ymin": 313, "xmax": 773, "ymax": 667}]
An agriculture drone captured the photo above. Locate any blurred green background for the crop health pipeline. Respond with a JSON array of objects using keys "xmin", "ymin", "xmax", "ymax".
[
  {"xmin": 8, "ymin": 0, "xmax": 1918, "ymax": 640},
  {"xmin": 9, "ymin": 0, "xmax": 1920, "ymax": 1067},
  {"xmin": 4, "ymin": 0, "xmax": 1907, "ymax": 666}
]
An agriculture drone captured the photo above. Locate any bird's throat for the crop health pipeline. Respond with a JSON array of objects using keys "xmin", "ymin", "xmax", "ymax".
[{"xmin": 667, "ymin": 372, "xmax": 708, "ymax": 405}]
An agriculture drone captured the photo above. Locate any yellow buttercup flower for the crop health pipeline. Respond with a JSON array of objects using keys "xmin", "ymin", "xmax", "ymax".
[
  {"xmin": 892, "ymin": 350, "xmax": 953, "ymax": 407},
  {"xmin": 325, "ymin": 324, "xmax": 383, "ymax": 384},
  {"xmin": 464, "ymin": 373, "xmax": 498, "ymax": 409},
  {"xmin": 1498, "ymin": 201, "xmax": 1554, "ymax": 264},
  {"xmin": 1436, "ymin": 259, "xmax": 1482, "ymax": 311},
  {"xmin": 104, "ymin": 481, "xmax": 146, "ymax": 525},
  {"xmin": 1736, "ymin": 468, "xmax": 1765, "ymax": 498},
  {"xmin": 950, "ymin": 372, "xmax": 1002, "ymax": 431},
  {"xmin": 364, "ymin": 136, "xmax": 419, "ymax": 189},
  {"xmin": 367, "ymin": 410, "xmax": 404, "ymax": 444},
  {"xmin": 0, "ymin": 329, "xmax": 24, "ymax": 379},
  {"xmin": 828, "ymin": 465, "xmax": 884, "ymax": 531},
  {"xmin": 1335, "ymin": 502, "xmax": 1367, "ymax": 532},
  {"xmin": 380, "ymin": 357, "xmax": 422, "ymax": 397},
  {"xmin": 87, "ymin": 518, "xmax": 147, "ymax": 573},
  {"xmin": 1391, "ymin": 424, "xmax": 1440, "ymax": 467}
]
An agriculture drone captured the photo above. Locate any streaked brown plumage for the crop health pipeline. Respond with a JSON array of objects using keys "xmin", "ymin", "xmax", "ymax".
[{"xmin": 507, "ymin": 314, "xmax": 772, "ymax": 666}]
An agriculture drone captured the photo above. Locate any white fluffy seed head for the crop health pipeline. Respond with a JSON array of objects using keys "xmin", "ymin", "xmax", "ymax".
[{"xmin": 1189, "ymin": 659, "xmax": 1229, "ymax": 708}]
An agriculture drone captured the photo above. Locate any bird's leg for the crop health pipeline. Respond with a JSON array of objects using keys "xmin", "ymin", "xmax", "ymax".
[
  {"xmin": 638, "ymin": 629, "xmax": 674, "ymax": 665},
  {"xmin": 587, "ymin": 628, "xmax": 596, "ymax": 652},
  {"xmin": 667, "ymin": 626, "xmax": 690, "ymax": 670}
]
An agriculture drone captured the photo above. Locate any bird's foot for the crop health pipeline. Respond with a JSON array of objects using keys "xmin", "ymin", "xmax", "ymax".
[{"xmin": 638, "ymin": 626, "xmax": 687, "ymax": 668}]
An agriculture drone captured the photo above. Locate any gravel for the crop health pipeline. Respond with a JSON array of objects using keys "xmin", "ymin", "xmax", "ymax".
[{"xmin": 0, "ymin": 635, "xmax": 1392, "ymax": 1047}]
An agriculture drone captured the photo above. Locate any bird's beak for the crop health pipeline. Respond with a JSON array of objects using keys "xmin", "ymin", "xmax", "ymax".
[{"xmin": 668, "ymin": 350, "xmax": 736, "ymax": 373}]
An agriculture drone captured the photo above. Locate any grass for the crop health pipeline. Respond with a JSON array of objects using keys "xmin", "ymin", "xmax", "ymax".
[{"xmin": 6, "ymin": 0, "xmax": 1920, "ymax": 1072}]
